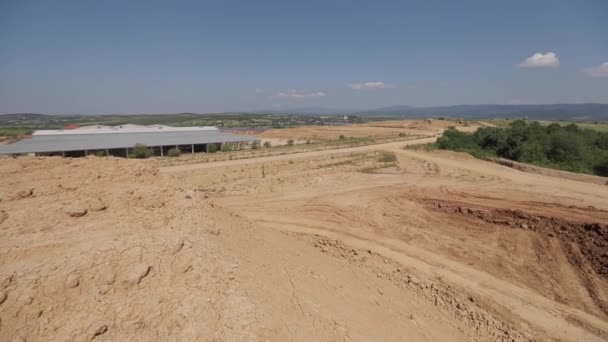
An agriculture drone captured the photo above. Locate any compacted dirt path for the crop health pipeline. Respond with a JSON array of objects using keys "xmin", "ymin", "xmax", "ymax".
[
  {"xmin": 167, "ymin": 143, "xmax": 608, "ymax": 341},
  {"xmin": 160, "ymin": 136, "xmax": 438, "ymax": 173}
]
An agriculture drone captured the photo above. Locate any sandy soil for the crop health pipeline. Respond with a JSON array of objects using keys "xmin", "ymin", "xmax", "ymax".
[
  {"xmin": 243, "ymin": 119, "xmax": 484, "ymax": 145},
  {"xmin": 165, "ymin": 142, "xmax": 608, "ymax": 341},
  {"xmin": 1, "ymin": 120, "xmax": 607, "ymax": 341}
]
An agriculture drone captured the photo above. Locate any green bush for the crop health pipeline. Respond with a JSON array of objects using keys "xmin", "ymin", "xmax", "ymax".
[
  {"xmin": 594, "ymin": 158, "xmax": 608, "ymax": 177},
  {"xmin": 436, "ymin": 120, "xmax": 608, "ymax": 176},
  {"xmin": 306, "ymin": 138, "xmax": 312, "ymax": 144},
  {"xmin": 221, "ymin": 143, "xmax": 236, "ymax": 152},
  {"xmin": 131, "ymin": 144, "xmax": 152, "ymax": 158},
  {"xmin": 94, "ymin": 150, "xmax": 107, "ymax": 157},
  {"xmin": 207, "ymin": 144, "xmax": 218, "ymax": 153},
  {"xmin": 338, "ymin": 135, "xmax": 346, "ymax": 140},
  {"xmin": 251, "ymin": 141, "xmax": 260, "ymax": 149},
  {"xmin": 287, "ymin": 139, "xmax": 295, "ymax": 146},
  {"xmin": 263, "ymin": 141, "xmax": 272, "ymax": 148},
  {"xmin": 398, "ymin": 132, "xmax": 406, "ymax": 137},
  {"xmin": 167, "ymin": 147, "xmax": 181, "ymax": 157}
]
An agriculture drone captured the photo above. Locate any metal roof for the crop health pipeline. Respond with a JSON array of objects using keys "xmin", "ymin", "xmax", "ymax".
[
  {"xmin": 0, "ymin": 130, "xmax": 257, "ymax": 154},
  {"xmin": 34, "ymin": 125, "xmax": 219, "ymax": 136}
]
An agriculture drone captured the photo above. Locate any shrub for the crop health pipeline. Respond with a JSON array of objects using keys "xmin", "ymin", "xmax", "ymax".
[
  {"xmin": 593, "ymin": 158, "xmax": 608, "ymax": 177},
  {"xmin": 436, "ymin": 128, "xmax": 476, "ymax": 150},
  {"xmin": 377, "ymin": 153, "xmax": 397, "ymax": 163},
  {"xmin": 222, "ymin": 143, "xmax": 239, "ymax": 152},
  {"xmin": 251, "ymin": 141, "xmax": 260, "ymax": 150},
  {"xmin": 546, "ymin": 132, "xmax": 584, "ymax": 163},
  {"xmin": 287, "ymin": 139, "xmax": 295, "ymax": 146},
  {"xmin": 398, "ymin": 132, "xmax": 406, "ymax": 137},
  {"xmin": 263, "ymin": 141, "xmax": 272, "ymax": 148},
  {"xmin": 94, "ymin": 150, "xmax": 107, "ymax": 157},
  {"xmin": 338, "ymin": 135, "xmax": 346, "ymax": 140},
  {"xmin": 132, "ymin": 144, "xmax": 151, "ymax": 158},
  {"xmin": 436, "ymin": 120, "xmax": 608, "ymax": 177},
  {"xmin": 306, "ymin": 138, "xmax": 312, "ymax": 144},
  {"xmin": 167, "ymin": 147, "xmax": 181, "ymax": 157},
  {"xmin": 207, "ymin": 144, "xmax": 218, "ymax": 153}
]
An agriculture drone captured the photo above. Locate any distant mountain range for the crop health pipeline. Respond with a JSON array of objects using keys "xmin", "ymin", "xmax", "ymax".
[
  {"xmin": 254, "ymin": 103, "xmax": 608, "ymax": 121},
  {"xmin": 3, "ymin": 103, "xmax": 608, "ymax": 121},
  {"xmin": 250, "ymin": 107, "xmax": 361, "ymax": 115},
  {"xmin": 355, "ymin": 103, "xmax": 608, "ymax": 120}
]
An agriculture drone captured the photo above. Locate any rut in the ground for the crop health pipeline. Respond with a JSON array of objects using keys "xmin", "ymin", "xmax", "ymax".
[{"xmin": 423, "ymin": 198, "xmax": 608, "ymax": 316}]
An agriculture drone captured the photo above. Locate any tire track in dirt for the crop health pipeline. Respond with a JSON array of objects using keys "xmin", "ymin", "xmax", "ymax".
[
  {"xmin": 251, "ymin": 217, "xmax": 608, "ymax": 341},
  {"xmin": 160, "ymin": 137, "xmax": 438, "ymax": 173}
]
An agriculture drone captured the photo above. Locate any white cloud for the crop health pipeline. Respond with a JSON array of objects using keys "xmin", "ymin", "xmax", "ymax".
[
  {"xmin": 348, "ymin": 81, "xmax": 394, "ymax": 90},
  {"xmin": 583, "ymin": 62, "xmax": 608, "ymax": 77},
  {"xmin": 517, "ymin": 52, "xmax": 560, "ymax": 68},
  {"xmin": 273, "ymin": 89, "xmax": 327, "ymax": 99}
]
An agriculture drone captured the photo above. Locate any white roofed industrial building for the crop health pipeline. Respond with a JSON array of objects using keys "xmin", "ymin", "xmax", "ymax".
[{"xmin": 0, "ymin": 125, "xmax": 258, "ymax": 157}]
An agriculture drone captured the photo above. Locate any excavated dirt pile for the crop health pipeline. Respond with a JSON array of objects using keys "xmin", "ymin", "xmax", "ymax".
[
  {"xmin": 0, "ymin": 157, "xmax": 247, "ymax": 341},
  {"xmin": 423, "ymin": 198, "xmax": 608, "ymax": 315}
]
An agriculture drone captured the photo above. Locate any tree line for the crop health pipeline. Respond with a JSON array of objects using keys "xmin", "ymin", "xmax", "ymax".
[{"xmin": 436, "ymin": 120, "xmax": 608, "ymax": 177}]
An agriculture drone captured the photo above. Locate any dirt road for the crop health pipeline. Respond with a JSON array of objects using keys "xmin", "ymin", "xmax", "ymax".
[
  {"xmin": 170, "ymin": 142, "xmax": 608, "ymax": 341},
  {"xmin": 160, "ymin": 136, "xmax": 438, "ymax": 173}
]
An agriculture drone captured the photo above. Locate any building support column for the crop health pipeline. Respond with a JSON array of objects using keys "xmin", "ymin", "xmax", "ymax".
[
  {"xmin": 160, "ymin": 146, "xmax": 164, "ymax": 157},
  {"xmin": 105, "ymin": 148, "xmax": 109, "ymax": 156},
  {"xmin": 62, "ymin": 151, "xmax": 66, "ymax": 157},
  {"xmin": 84, "ymin": 150, "xmax": 88, "ymax": 156},
  {"xmin": 125, "ymin": 148, "xmax": 129, "ymax": 158},
  {"xmin": 191, "ymin": 144, "xmax": 194, "ymax": 154},
  {"xmin": 206, "ymin": 144, "xmax": 209, "ymax": 153}
]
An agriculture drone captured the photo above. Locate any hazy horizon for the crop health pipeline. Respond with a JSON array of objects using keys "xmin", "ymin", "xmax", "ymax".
[{"xmin": 4, "ymin": 102, "xmax": 608, "ymax": 117}]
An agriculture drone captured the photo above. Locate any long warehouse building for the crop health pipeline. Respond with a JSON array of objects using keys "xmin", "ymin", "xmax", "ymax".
[{"xmin": 0, "ymin": 124, "xmax": 258, "ymax": 157}]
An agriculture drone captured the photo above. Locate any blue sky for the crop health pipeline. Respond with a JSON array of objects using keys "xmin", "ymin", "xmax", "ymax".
[{"xmin": 1, "ymin": 0, "xmax": 607, "ymax": 114}]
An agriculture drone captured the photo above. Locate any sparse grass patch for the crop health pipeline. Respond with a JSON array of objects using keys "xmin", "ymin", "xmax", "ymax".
[
  {"xmin": 377, "ymin": 152, "xmax": 397, "ymax": 163},
  {"xmin": 131, "ymin": 144, "xmax": 152, "ymax": 158},
  {"xmin": 404, "ymin": 143, "xmax": 437, "ymax": 152},
  {"xmin": 168, "ymin": 147, "xmax": 181, "ymax": 157},
  {"xmin": 359, "ymin": 162, "xmax": 398, "ymax": 174},
  {"xmin": 0, "ymin": 127, "xmax": 34, "ymax": 138}
]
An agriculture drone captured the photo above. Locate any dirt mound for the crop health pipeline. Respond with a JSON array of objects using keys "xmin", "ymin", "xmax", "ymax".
[
  {"xmin": 0, "ymin": 157, "xmax": 246, "ymax": 341},
  {"xmin": 0, "ymin": 156, "xmax": 481, "ymax": 341},
  {"xmin": 307, "ymin": 235, "xmax": 528, "ymax": 341},
  {"xmin": 423, "ymin": 198, "xmax": 608, "ymax": 315}
]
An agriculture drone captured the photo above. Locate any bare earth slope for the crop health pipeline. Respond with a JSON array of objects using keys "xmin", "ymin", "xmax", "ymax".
[
  {"xmin": 0, "ymin": 156, "xmax": 476, "ymax": 341},
  {"xmin": 1, "ymin": 131, "xmax": 608, "ymax": 341},
  {"xmin": 164, "ymin": 142, "xmax": 608, "ymax": 341}
]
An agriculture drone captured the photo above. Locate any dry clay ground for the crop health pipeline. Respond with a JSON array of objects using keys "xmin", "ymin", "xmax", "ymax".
[
  {"xmin": 236, "ymin": 118, "xmax": 485, "ymax": 145},
  {"xmin": 0, "ymin": 121, "xmax": 607, "ymax": 341}
]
